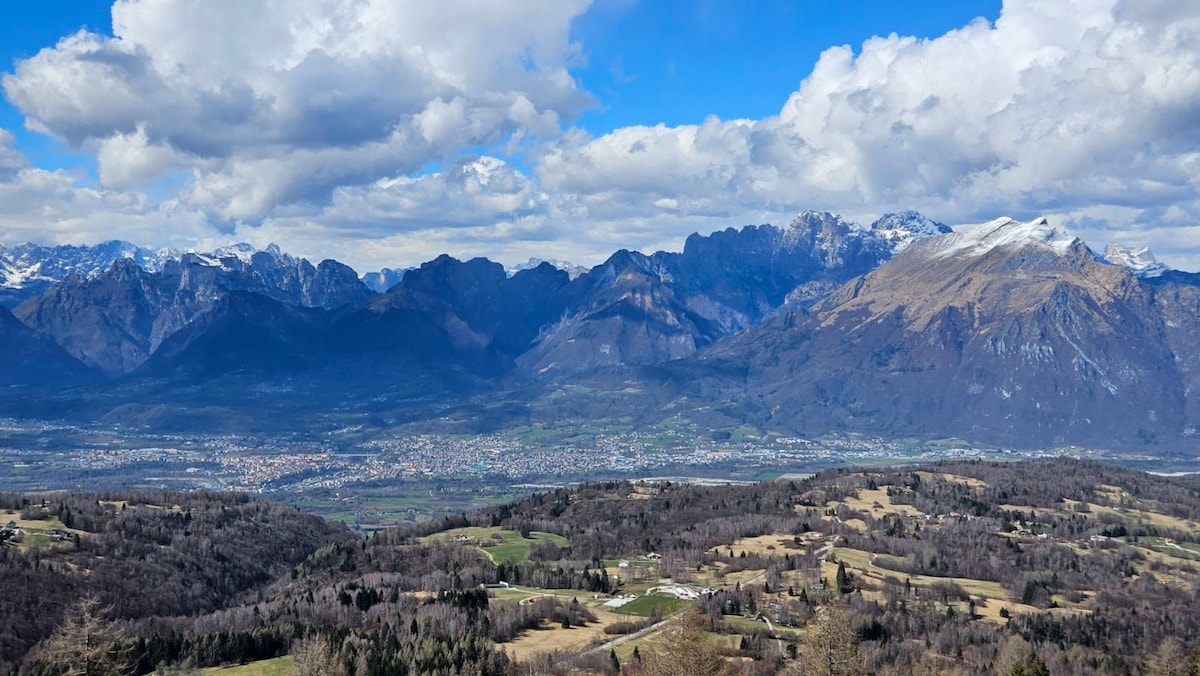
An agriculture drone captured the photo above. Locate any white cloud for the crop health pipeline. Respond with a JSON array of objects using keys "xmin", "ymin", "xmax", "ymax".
[
  {"xmin": 3, "ymin": 0, "xmax": 592, "ymax": 219},
  {"xmin": 2, "ymin": 0, "xmax": 1200, "ymax": 273},
  {"xmin": 0, "ymin": 129, "xmax": 27, "ymax": 180},
  {"xmin": 0, "ymin": 127, "xmax": 212, "ymax": 246},
  {"xmin": 526, "ymin": 0, "xmax": 1200, "ymax": 267}
]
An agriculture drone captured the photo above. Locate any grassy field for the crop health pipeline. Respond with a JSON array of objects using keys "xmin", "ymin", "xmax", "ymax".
[
  {"xmin": 913, "ymin": 471, "xmax": 987, "ymax": 488},
  {"xmin": 499, "ymin": 604, "xmax": 640, "ymax": 660},
  {"xmin": 1123, "ymin": 536, "xmax": 1200, "ymax": 562},
  {"xmin": 840, "ymin": 487, "xmax": 923, "ymax": 517},
  {"xmin": 0, "ymin": 510, "xmax": 84, "ymax": 551},
  {"xmin": 612, "ymin": 594, "xmax": 686, "ymax": 617},
  {"xmin": 420, "ymin": 526, "xmax": 569, "ymax": 564},
  {"xmin": 201, "ymin": 656, "xmax": 292, "ymax": 675},
  {"xmin": 822, "ymin": 546, "xmax": 1054, "ymax": 623}
]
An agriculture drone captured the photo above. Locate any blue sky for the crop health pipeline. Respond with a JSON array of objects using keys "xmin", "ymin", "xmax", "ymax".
[
  {"xmin": 0, "ymin": 0, "xmax": 1197, "ymax": 272},
  {"xmin": 573, "ymin": 1, "xmax": 1001, "ymax": 131},
  {"xmin": 0, "ymin": 1, "xmax": 111, "ymax": 175}
]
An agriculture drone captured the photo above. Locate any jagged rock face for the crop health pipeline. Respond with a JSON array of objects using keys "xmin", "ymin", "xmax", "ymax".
[
  {"xmin": 506, "ymin": 258, "xmax": 587, "ymax": 280},
  {"xmin": 518, "ymin": 250, "xmax": 724, "ymax": 373},
  {"xmin": 161, "ymin": 251, "xmax": 371, "ymax": 311},
  {"xmin": 699, "ymin": 219, "xmax": 1194, "ymax": 447},
  {"xmin": 658, "ymin": 211, "xmax": 903, "ymax": 330},
  {"xmin": 520, "ymin": 211, "xmax": 947, "ymax": 375},
  {"xmin": 15, "ymin": 251, "xmax": 372, "ymax": 375},
  {"xmin": 869, "ymin": 210, "xmax": 954, "ymax": 253},
  {"xmin": 1103, "ymin": 243, "xmax": 1170, "ymax": 278},
  {"xmin": 341, "ymin": 256, "xmax": 572, "ymax": 373},
  {"xmin": 139, "ymin": 292, "xmax": 331, "ymax": 377}
]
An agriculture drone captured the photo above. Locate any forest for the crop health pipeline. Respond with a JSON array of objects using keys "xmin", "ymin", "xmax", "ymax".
[{"xmin": 2, "ymin": 458, "xmax": 1200, "ymax": 674}]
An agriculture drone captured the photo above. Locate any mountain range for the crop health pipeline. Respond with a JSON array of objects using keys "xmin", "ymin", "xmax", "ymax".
[{"xmin": 2, "ymin": 211, "xmax": 1196, "ymax": 451}]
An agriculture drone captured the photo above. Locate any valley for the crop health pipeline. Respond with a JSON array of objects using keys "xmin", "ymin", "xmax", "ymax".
[{"xmin": 6, "ymin": 414, "xmax": 1192, "ymax": 530}]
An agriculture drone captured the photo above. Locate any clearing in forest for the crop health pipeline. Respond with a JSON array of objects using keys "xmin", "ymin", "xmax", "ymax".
[
  {"xmin": 419, "ymin": 526, "xmax": 568, "ymax": 564},
  {"xmin": 200, "ymin": 656, "xmax": 293, "ymax": 675},
  {"xmin": 0, "ymin": 509, "xmax": 86, "ymax": 551},
  {"xmin": 499, "ymin": 598, "xmax": 646, "ymax": 660},
  {"xmin": 838, "ymin": 487, "xmax": 923, "ymax": 518}
]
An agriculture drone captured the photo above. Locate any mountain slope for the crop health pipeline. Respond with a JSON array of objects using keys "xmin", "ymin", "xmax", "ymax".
[
  {"xmin": 12, "ymin": 259, "xmax": 168, "ymax": 375},
  {"xmin": 138, "ymin": 292, "xmax": 332, "ymax": 377},
  {"xmin": 689, "ymin": 217, "xmax": 1192, "ymax": 447},
  {"xmin": 338, "ymin": 256, "xmax": 572, "ymax": 376},
  {"xmin": 520, "ymin": 210, "xmax": 949, "ymax": 375},
  {"xmin": 518, "ymin": 250, "xmax": 724, "ymax": 373},
  {"xmin": 15, "ymin": 250, "xmax": 372, "ymax": 375},
  {"xmin": 0, "ymin": 305, "xmax": 95, "ymax": 387}
]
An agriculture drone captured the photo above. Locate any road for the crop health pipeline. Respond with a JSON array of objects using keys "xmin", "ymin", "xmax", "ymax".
[{"xmin": 580, "ymin": 611, "xmax": 684, "ymax": 656}]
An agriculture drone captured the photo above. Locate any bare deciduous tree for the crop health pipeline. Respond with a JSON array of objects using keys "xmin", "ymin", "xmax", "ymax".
[
  {"xmin": 290, "ymin": 634, "xmax": 346, "ymax": 676},
  {"xmin": 797, "ymin": 602, "xmax": 861, "ymax": 676},
  {"xmin": 1146, "ymin": 637, "xmax": 1192, "ymax": 676},
  {"xmin": 631, "ymin": 607, "xmax": 730, "ymax": 676},
  {"xmin": 34, "ymin": 595, "xmax": 129, "ymax": 676}
]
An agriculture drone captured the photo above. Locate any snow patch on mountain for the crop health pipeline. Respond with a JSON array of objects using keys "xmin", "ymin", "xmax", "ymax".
[
  {"xmin": 870, "ymin": 211, "xmax": 953, "ymax": 254},
  {"xmin": 0, "ymin": 241, "xmax": 178, "ymax": 290},
  {"xmin": 189, "ymin": 242, "xmax": 297, "ymax": 270},
  {"xmin": 1102, "ymin": 243, "xmax": 1169, "ymax": 278},
  {"xmin": 923, "ymin": 217, "xmax": 1079, "ymax": 261}
]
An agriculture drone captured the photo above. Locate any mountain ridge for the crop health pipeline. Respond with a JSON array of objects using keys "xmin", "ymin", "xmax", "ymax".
[{"xmin": 3, "ymin": 211, "xmax": 1197, "ymax": 451}]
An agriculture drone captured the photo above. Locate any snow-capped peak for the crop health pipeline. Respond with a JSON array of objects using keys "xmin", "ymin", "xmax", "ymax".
[
  {"xmin": 1103, "ymin": 243, "xmax": 1169, "ymax": 278},
  {"xmin": 187, "ymin": 242, "xmax": 298, "ymax": 269},
  {"xmin": 505, "ymin": 257, "xmax": 587, "ymax": 279},
  {"xmin": 870, "ymin": 211, "xmax": 952, "ymax": 253},
  {"xmin": 0, "ymin": 240, "xmax": 177, "ymax": 292},
  {"xmin": 209, "ymin": 242, "xmax": 258, "ymax": 262},
  {"xmin": 922, "ymin": 216, "xmax": 1079, "ymax": 261}
]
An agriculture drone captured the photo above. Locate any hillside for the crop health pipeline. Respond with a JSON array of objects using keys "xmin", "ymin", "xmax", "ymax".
[
  {"xmin": 4, "ymin": 459, "xmax": 1199, "ymax": 674},
  {"xmin": 0, "ymin": 491, "xmax": 353, "ymax": 673}
]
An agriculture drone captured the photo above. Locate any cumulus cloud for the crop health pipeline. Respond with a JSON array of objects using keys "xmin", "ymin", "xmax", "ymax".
[
  {"xmin": 3, "ymin": 0, "xmax": 591, "ymax": 219},
  {"xmin": 0, "ymin": 130, "xmax": 27, "ymax": 180},
  {"xmin": 531, "ymin": 0, "xmax": 1200, "ymax": 267},
  {"xmin": 3, "ymin": 0, "xmax": 1200, "ymax": 272},
  {"xmin": 0, "ymin": 128, "xmax": 212, "ymax": 246}
]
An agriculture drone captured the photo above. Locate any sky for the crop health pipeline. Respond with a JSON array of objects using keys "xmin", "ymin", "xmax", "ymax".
[{"xmin": 1, "ymin": 0, "xmax": 1198, "ymax": 273}]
